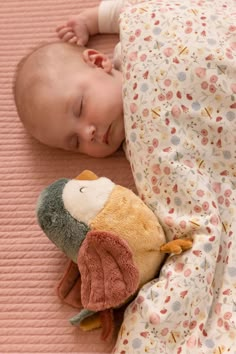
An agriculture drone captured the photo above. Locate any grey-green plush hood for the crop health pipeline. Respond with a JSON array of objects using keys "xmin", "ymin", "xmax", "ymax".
[{"xmin": 36, "ymin": 178, "xmax": 89, "ymax": 263}]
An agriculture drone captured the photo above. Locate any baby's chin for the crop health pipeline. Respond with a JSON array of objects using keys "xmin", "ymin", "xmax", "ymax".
[
  {"xmin": 85, "ymin": 140, "xmax": 125, "ymax": 158},
  {"xmin": 88, "ymin": 146, "xmax": 122, "ymax": 158}
]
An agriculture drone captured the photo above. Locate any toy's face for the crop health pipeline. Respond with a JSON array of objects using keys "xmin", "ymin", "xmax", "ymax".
[{"xmin": 62, "ymin": 177, "xmax": 115, "ymax": 225}]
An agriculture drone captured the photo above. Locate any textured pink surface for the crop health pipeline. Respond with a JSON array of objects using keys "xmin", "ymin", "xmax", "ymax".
[{"xmin": 0, "ymin": 1, "xmax": 134, "ymax": 353}]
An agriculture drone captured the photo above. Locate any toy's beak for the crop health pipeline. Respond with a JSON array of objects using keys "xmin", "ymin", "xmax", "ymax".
[{"xmin": 75, "ymin": 170, "xmax": 98, "ymax": 181}]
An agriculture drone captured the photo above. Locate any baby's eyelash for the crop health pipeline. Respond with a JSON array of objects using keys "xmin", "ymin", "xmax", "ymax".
[
  {"xmin": 73, "ymin": 98, "xmax": 83, "ymax": 118},
  {"xmin": 79, "ymin": 99, "xmax": 83, "ymax": 116}
]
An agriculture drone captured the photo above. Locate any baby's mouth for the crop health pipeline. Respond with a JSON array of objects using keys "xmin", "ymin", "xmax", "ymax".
[{"xmin": 103, "ymin": 125, "xmax": 111, "ymax": 145}]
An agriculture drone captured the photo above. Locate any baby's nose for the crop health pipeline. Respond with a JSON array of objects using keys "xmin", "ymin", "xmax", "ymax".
[{"xmin": 80, "ymin": 124, "xmax": 96, "ymax": 142}]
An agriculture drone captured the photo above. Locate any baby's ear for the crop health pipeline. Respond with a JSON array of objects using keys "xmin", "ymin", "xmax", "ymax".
[{"xmin": 82, "ymin": 49, "xmax": 112, "ymax": 73}]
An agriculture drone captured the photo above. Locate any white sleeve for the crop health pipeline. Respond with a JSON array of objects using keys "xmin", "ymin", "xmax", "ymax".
[{"xmin": 98, "ymin": 0, "xmax": 125, "ymax": 33}]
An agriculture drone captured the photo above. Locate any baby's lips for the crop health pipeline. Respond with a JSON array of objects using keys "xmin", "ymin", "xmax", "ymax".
[{"xmin": 102, "ymin": 126, "xmax": 111, "ymax": 145}]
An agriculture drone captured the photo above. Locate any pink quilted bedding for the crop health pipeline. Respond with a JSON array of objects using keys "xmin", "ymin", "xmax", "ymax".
[{"xmin": 0, "ymin": 1, "xmax": 134, "ymax": 353}]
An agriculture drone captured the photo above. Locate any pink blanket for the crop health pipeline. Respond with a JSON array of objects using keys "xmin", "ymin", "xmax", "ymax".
[{"xmin": 0, "ymin": 0, "xmax": 134, "ymax": 353}]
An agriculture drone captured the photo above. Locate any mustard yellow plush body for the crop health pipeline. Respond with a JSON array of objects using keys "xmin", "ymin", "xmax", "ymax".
[{"xmin": 91, "ymin": 185, "xmax": 166, "ymax": 287}]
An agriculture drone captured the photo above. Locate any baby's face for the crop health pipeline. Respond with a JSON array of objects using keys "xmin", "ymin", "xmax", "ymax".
[{"xmin": 31, "ymin": 48, "xmax": 124, "ymax": 157}]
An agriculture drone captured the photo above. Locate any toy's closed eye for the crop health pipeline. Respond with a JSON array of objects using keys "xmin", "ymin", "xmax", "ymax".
[{"xmin": 80, "ymin": 186, "xmax": 86, "ymax": 193}]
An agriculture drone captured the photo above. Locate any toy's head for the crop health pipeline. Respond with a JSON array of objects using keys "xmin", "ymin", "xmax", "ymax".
[{"xmin": 36, "ymin": 171, "xmax": 115, "ymax": 264}]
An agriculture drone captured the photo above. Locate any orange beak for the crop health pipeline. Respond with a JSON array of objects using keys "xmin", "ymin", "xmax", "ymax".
[{"xmin": 75, "ymin": 170, "xmax": 98, "ymax": 181}]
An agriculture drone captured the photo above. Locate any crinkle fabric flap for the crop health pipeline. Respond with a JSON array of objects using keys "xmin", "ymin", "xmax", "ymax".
[
  {"xmin": 57, "ymin": 260, "xmax": 82, "ymax": 309},
  {"xmin": 78, "ymin": 230, "xmax": 140, "ymax": 311}
]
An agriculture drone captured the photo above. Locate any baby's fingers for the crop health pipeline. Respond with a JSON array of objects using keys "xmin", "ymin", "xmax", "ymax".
[
  {"xmin": 62, "ymin": 31, "xmax": 76, "ymax": 42},
  {"xmin": 68, "ymin": 36, "xmax": 78, "ymax": 44},
  {"xmin": 56, "ymin": 25, "xmax": 72, "ymax": 39},
  {"xmin": 56, "ymin": 24, "xmax": 68, "ymax": 36},
  {"xmin": 56, "ymin": 24, "xmax": 66, "ymax": 32}
]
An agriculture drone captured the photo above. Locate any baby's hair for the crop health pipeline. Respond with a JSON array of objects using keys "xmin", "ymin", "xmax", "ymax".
[
  {"xmin": 13, "ymin": 41, "xmax": 57, "ymax": 123},
  {"xmin": 13, "ymin": 41, "xmax": 85, "ymax": 131}
]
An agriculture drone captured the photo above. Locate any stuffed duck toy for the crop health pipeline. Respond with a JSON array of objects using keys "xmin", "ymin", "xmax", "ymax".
[{"xmin": 36, "ymin": 170, "xmax": 192, "ymax": 338}]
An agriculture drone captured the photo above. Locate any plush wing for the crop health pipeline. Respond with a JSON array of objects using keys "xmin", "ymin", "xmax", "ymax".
[{"xmin": 78, "ymin": 230, "xmax": 140, "ymax": 312}]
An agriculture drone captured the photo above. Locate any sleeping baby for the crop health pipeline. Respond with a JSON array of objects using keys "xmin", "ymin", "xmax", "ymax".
[{"xmin": 14, "ymin": 0, "xmax": 125, "ymax": 158}]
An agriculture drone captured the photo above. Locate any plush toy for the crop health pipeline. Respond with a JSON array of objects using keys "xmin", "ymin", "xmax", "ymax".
[{"xmin": 36, "ymin": 170, "xmax": 192, "ymax": 339}]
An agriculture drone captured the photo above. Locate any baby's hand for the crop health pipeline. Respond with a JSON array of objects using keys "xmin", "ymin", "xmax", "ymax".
[{"xmin": 56, "ymin": 15, "xmax": 90, "ymax": 46}]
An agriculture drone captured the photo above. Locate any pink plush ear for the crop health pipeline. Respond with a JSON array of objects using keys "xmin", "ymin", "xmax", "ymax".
[{"xmin": 78, "ymin": 230, "xmax": 140, "ymax": 312}]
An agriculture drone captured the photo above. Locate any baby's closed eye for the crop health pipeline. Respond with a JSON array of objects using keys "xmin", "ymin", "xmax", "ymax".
[{"xmin": 73, "ymin": 97, "xmax": 83, "ymax": 118}]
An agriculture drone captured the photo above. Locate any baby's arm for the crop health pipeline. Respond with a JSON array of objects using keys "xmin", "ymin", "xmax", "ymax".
[
  {"xmin": 57, "ymin": 0, "xmax": 124, "ymax": 46},
  {"xmin": 56, "ymin": 7, "xmax": 99, "ymax": 46}
]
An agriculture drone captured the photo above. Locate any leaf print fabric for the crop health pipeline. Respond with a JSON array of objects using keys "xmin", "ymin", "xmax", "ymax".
[{"xmin": 114, "ymin": 0, "xmax": 236, "ymax": 352}]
